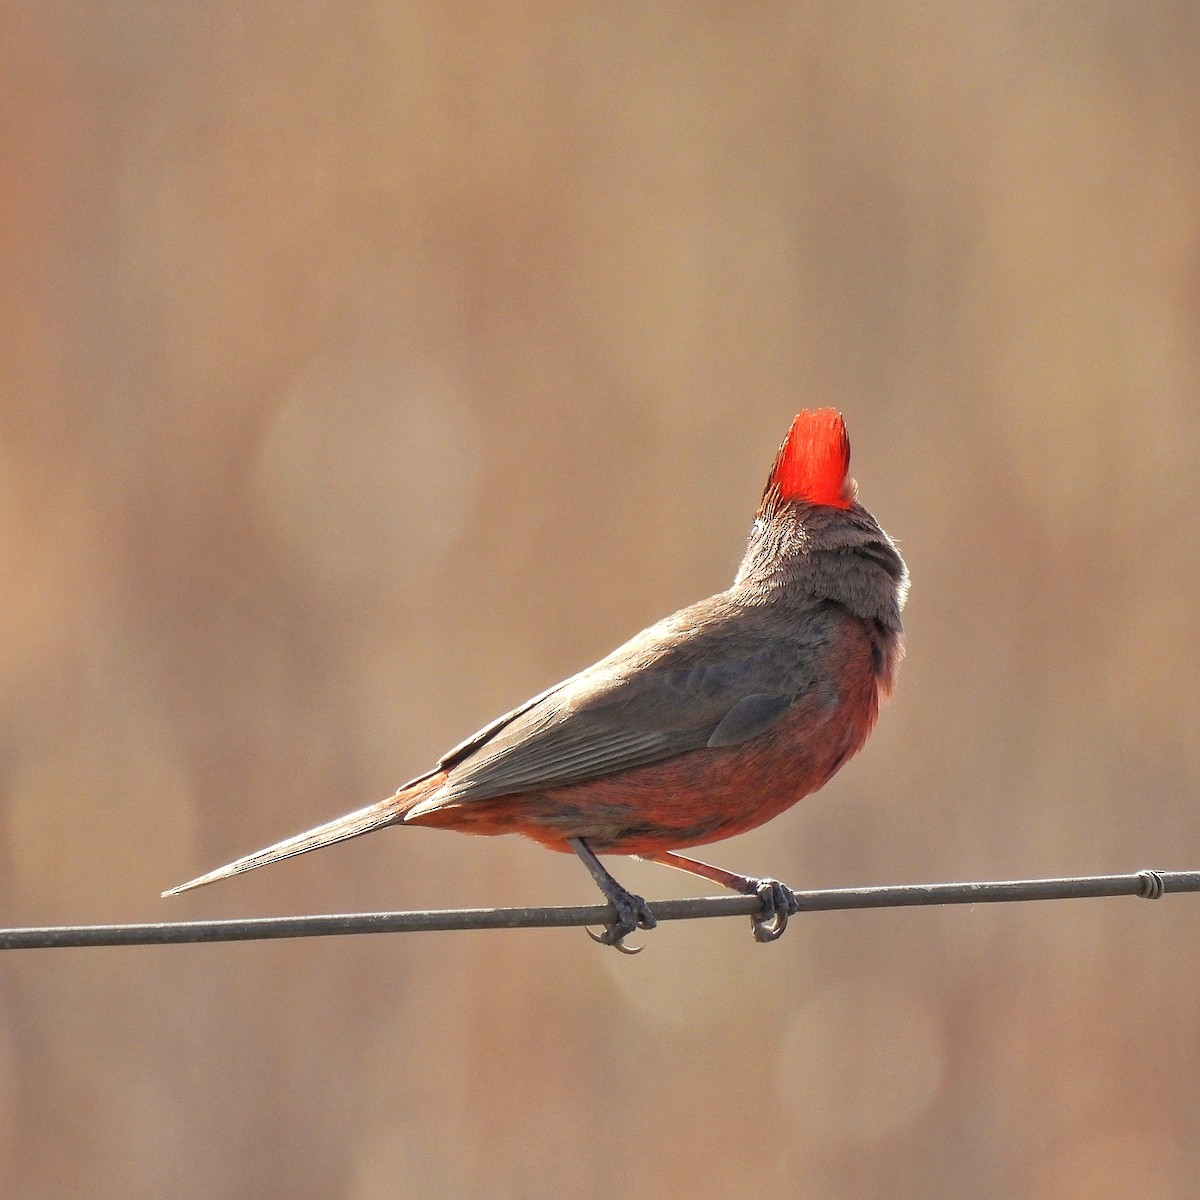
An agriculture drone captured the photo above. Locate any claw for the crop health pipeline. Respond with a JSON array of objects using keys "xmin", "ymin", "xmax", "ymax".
[
  {"xmin": 749, "ymin": 878, "xmax": 799, "ymax": 943},
  {"xmin": 585, "ymin": 890, "xmax": 657, "ymax": 954},
  {"xmin": 752, "ymin": 912, "xmax": 786, "ymax": 943},
  {"xmin": 587, "ymin": 926, "xmax": 644, "ymax": 955}
]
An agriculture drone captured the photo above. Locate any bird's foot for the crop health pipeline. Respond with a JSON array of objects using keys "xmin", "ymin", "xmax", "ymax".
[
  {"xmin": 586, "ymin": 890, "xmax": 657, "ymax": 955},
  {"xmin": 742, "ymin": 877, "xmax": 800, "ymax": 943},
  {"xmin": 639, "ymin": 850, "xmax": 802, "ymax": 945},
  {"xmin": 569, "ymin": 836, "xmax": 658, "ymax": 954}
]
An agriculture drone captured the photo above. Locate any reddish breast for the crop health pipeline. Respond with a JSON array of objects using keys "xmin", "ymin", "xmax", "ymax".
[{"xmin": 409, "ymin": 608, "xmax": 887, "ymax": 856}]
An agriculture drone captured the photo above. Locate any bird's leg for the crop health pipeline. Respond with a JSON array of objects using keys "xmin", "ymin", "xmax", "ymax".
[
  {"xmin": 643, "ymin": 849, "xmax": 800, "ymax": 943},
  {"xmin": 568, "ymin": 837, "xmax": 657, "ymax": 954}
]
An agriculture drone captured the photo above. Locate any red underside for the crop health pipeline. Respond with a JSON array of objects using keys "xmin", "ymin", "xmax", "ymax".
[{"xmin": 403, "ymin": 610, "xmax": 884, "ymax": 856}]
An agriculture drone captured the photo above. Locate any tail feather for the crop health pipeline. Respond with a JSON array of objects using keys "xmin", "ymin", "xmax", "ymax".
[{"xmin": 162, "ymin": 795, "xmax": 403, "ymax": 897}]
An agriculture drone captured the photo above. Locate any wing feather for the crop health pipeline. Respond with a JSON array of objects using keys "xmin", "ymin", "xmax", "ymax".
[{"xmin": 405, "ymin": 596, "xmax": 838, "ymax": 818}]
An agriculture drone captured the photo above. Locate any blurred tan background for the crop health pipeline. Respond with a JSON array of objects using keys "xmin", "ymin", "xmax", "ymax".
[{"xmin": 2, "ymin": 3, "xmax": 1200, "ymax": 1197}]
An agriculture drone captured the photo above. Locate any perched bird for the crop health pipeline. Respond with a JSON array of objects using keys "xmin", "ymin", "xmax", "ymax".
[{"xmin": 165, "ymin": 409, "xmax": 908, "ymax": 951}]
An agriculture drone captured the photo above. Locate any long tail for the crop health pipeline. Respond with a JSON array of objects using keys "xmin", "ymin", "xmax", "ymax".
[{"xmin": 162, "ymin": 794, "xmax": 406, "ymax": 897}]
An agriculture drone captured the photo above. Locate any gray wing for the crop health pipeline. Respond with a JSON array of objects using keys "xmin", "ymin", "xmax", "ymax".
[{"xmin": 413, "ymin": 598, "xmax": 834, "ymax": 813}]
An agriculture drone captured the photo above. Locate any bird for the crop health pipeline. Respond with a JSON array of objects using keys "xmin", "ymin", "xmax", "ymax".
[{"xmin": 164, "ymin": 409, "xmax": 908, "ymax": 951}]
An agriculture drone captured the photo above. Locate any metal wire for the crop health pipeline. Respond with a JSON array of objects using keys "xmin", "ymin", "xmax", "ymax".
[{"xmin": 1, "ymin": 868, "xmax": 1196, "ymax": 950}]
